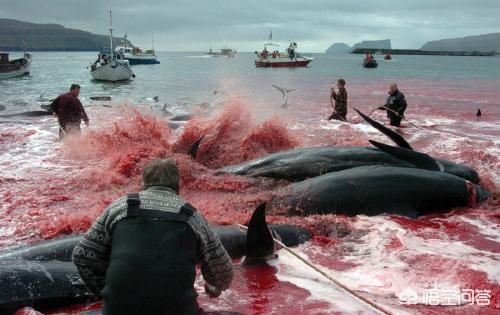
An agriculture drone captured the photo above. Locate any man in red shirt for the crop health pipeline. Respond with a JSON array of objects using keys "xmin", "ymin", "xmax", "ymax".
[{"xmin": 50, "ymin": 84, "xmax": 89, "ymax": 139}]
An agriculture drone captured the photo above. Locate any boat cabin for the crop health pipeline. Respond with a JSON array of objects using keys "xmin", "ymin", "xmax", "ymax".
[{"xmin": 0, "ymin": 52, "xmax": 29, "ymax": 73}]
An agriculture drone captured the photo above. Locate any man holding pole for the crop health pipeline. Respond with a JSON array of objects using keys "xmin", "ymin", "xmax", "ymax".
[
  {"xmin": 380, "ymin": 84, "xmax": 407, "ymax": 126},
  {"xmin": 329, "ymin": 78, "xmax": 348, "ymax": 121}
]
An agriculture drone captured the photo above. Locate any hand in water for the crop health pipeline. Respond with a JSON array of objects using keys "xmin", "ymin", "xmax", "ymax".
[{"xmin": 204, "ymin": 283, "xmax": 222, "ymax": 298}]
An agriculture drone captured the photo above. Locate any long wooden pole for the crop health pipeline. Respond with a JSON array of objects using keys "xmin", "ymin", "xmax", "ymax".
[{"xmin": 369, "ymin": 106, "xmax": 423, "ymax": 130}]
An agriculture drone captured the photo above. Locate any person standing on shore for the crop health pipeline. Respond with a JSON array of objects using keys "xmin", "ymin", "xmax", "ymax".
[
  {"xmin": 329, "ymin": 79, "xmax": 348, "ymax": 121},
  {"xmin": 50, "ymin": 84, "xmax": 89, "ymax": 139},
  {"xmin": 380, "ymin": 84, "xmax": 407, "ymax": 126}
]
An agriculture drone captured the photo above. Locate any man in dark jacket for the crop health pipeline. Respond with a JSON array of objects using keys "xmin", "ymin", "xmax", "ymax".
[
  {"xmin": 72, "ymin": 159, "xmax": 234, "ymax": 315},
  {"xmin": 329, "ymin": 78, "xmax": 348, "ymax": 121},
  {"xmin": 381, "ymin": 84, "xmax": 407, "ymax": 126},
  {"xmin": 50, "ymin": 84, "xmax": 89, "ymax": 138}
]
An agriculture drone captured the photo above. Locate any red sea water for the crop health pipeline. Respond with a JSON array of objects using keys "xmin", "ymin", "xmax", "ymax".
[{"xmin": 1, "ymin": 52, "xmax": 499, "ymax": 314}]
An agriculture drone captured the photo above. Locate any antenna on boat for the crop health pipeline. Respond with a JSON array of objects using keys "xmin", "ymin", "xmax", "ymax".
[
  {"xmin": 152, "ymin": 34, "xmax": 155, "ymax": 51},
  {"xmin": 109, "ymin": 10, "xmax": 114, "ymax": 60}
]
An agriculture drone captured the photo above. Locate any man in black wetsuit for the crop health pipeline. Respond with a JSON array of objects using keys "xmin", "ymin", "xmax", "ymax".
[
  {"xmin": 72, "ymin": 159, "xmax": 234, "ymax": 315},
  {"xmin": 381, "ymin": 84, "xmax": 408, "ymax": 126}
]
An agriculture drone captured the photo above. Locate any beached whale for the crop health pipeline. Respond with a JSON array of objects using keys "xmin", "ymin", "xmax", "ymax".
[
  {"xmin": 217, "ymin": 141, "xmax": 480, "ymax": 184},
  {"xmin": 269, "ymin": 165, "xmax": 490, "ymax": 218},
  {"xmin": 0, "ymin": 110, "xmax": 53, "ymax": 118},
  {"xmin": 216, "ymin": 108, "xmax": 480, "ymax": 183},
  {"xmin": 0, "ymin": 205, "xmax": 310, "ymax": 312}
]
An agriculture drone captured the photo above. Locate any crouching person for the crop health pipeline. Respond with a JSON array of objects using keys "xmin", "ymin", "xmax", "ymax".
[{"xmin": 72, "ymin": 158, "xmax": 234, "ymax": 315}]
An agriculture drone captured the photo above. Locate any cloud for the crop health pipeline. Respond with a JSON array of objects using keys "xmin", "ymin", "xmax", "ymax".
[{"xmin": 2, "ymin": 0, "xmax": 499, "ymax": 52}]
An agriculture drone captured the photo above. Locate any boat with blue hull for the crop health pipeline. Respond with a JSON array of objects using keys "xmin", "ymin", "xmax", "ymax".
[{"xmin": 115, "ymin": 34, "xmax": 160, "ymax": 65}]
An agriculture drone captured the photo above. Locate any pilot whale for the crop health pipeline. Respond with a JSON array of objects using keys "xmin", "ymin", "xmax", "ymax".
[
  {"xmin": 0, "ymin": 204, "xmax": 310, "ymax": 313},
  {"xmin": 215, "ymin": 109, "xmax": 479, "ymax": 184},
  {"xmin": 269, "ymin": 165, "xmax": 490, "ymax": 218}
]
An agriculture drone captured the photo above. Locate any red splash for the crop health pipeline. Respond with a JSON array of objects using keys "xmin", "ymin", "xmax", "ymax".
[{"xmin": 174, "ymin": 100, "xmax": 297, "ymax": 168}]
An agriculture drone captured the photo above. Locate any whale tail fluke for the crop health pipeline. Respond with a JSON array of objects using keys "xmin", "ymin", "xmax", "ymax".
[
  {"xmin": 354, "ymin": 107, "xmax": 413, "ymax": 150},
  {"xmin": 271, "ymin": 84, "xmax": 295, "ymax": 94},
  {"xmin": 271, "ymin": 84, "xmax": 295, "ymax": 108},
  {"xmin": 243, "ymin": 203, "xmax": 277, "ymax": 265},
  {"xmin": 188, "ymin": 136, "xmax": 204, "ymax": 159}
]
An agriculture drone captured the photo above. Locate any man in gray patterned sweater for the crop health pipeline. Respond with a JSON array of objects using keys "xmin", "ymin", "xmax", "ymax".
[{"xmin": 72, "ymin": 158, "xmax": 234, "ymax": 315}]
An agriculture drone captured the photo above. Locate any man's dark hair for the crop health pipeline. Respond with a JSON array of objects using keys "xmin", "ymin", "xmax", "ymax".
[
  {"xmin": 143, "ymin": 158, "xmax": 180, "ymax": 192},
  {"xmin": 338, "ymin": 79, "xmax": 346, "ymax": 85},
  {"xmin": 70, "ymin": 84, "xmax": 81, "ymax": 91}
]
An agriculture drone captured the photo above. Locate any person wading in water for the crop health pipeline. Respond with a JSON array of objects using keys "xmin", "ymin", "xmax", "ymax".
[
  {"xmin": 329, "ymin": 78, "xmax": 348, "ymax": 121},
  {"xmin": 379, "ymin": 83, "xmax": 408, "ymax": 126},
  {"xmin": 50, "ymin": 84, "xmax": 89, "ymax": 139}
]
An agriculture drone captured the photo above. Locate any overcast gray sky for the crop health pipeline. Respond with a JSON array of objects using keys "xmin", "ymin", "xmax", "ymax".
[{"xmin": 2, "ymin": 0, "xmax": 499, "ymax": 52}]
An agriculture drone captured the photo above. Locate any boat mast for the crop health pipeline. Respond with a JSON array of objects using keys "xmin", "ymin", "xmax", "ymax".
[{"xmin": 109, "ymin": 10, "xmax": 114, "ymax": 60}]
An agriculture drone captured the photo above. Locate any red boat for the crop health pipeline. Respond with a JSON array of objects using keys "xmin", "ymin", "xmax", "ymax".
[{"xmin": 255, "ymin": 41, "xmax": 313, "ymax": 68}]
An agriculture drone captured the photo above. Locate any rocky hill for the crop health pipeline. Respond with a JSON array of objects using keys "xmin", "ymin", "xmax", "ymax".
[
  {"xmin": 421, "ymin": 33, "xmax": 500, "ymax": 52},
  {"xmin": 326, "ymin": 39, "xmax": 392, "ymax": 54},
  {"xmin": 352, "ymin": 39, "xmax": 391, "ymax": 50},
  {"xmin": 325, "ymin": 43, "xmax": 351, "ymax": 54},
  {"xmin": 0, "ymin": 18, "xmax": 133, "ymax": 51}
]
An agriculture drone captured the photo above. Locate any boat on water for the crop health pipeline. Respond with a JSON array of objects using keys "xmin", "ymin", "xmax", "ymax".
[
  {"xmin": 0, "ymin": 52, "xmax": 32, "ymax": 80},
  {"xmin": 363, "ymin": 54, "xmax": 378, "ymax": 68},
  {"xmin": 115, "ymin": 35, "xmax": 160, "ymax": 65},
  {"xmin": 254, "ymin": 31, "xmax": 312, "ymax": 68},
  {"xmin": 205, "ymin": 47, "xmax": 237, "ymax": 57},
  {"xmin": 384, "ymin": 54, "xmax": 392, "ymax": 61},
  {"xmin": 255, "ymin": 41, "xmax": 313, "ymax": 68},
  {"xmin": 90, "ymin": 11, "xmax": 134, "ymax": 82}
]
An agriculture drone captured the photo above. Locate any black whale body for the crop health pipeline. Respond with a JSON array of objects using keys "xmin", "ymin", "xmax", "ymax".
[
  {"xmin": 271, "ymin": 166, "xmax": 490, "ymax": 218},
  {"xmin": 0, "ymin": 220, "xmax": 311, "ymax": 312},
  {"xmin": 0, "ymin": 224, "xmax": 311, "ymax": 262},
  {"xmin": 0, "ymin": 110, "xmax": 53, "ymax": 118},
  {"xmin": 218, "ymin": 145, "xmax": 480, "ymax": 184}
]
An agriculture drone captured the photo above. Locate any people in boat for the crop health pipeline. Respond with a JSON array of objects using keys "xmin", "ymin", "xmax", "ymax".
[
  {"xmin": 50, "ymin": 84, "xmax": 89, "ymax": 139},
  {"xmin": 72, "ymin": 158, "xmax": 234, "ymax": 315},
  {"xmin": 379, "ymin": 84, "xmax": 408, "ymax": 126},
  {"xmin": 262, "ymin": 48, "xmax": 269, "ymax": 59},
  {"xmin": 272, "ymin": 51, "xmax": 277, "ymax": 58},
  {"xmin": 329, "ymin": 78, "xmax": 348, "ymax": 121}
]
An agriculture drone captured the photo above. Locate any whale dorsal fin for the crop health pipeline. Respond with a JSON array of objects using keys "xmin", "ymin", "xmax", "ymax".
[
  {"xmin": 354, "ymin": 108, "xmax": 413, "ymax": 150},
  {"xmin": 188, "ymin": 136, "xmax": 204, "ymax": 159},
  {"xmin": 243, "ymin": 203, "xmax": 276, "ymax": 265},
  {"xmin": 369, "ymin": 140, "xmax": 440, "ymax": 171}
]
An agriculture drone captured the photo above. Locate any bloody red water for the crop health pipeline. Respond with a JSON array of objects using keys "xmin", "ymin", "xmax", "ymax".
[{"xmin": 1, "ymin": 78, "xmax": 499, "ymax": 314}]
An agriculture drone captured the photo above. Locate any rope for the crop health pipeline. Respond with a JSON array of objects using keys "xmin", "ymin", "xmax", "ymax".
[{"xmin": 236, "ymin": 224, "xmax": 392, "ymax": 315}]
